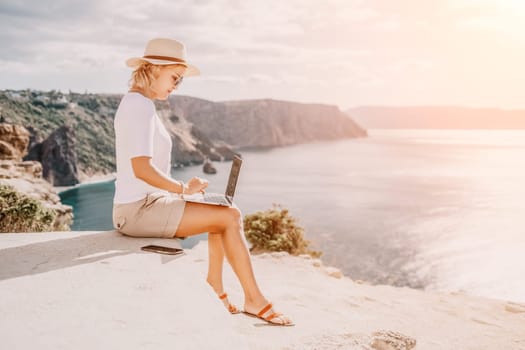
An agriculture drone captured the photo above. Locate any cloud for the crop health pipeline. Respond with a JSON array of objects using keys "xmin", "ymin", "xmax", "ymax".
[
  {"xmin": 0, "ymin": 0, "xmax": 385, "ymax": 70},
  {"xmin": 245, "ymin": 74, "xmax": 279, "ymax": 84},
  {"xmin": 1, "ymin": 0, "xmax": 524, "ymax": 108},
  {"xmin": 0, "ymin": 0, "xmax": 97, "ymax": 20}
]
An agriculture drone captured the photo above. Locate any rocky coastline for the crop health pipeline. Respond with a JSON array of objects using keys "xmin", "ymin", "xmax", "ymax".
[{"xmin": 0, "ymin": 89, "xmax": 367, "ymax": 187}]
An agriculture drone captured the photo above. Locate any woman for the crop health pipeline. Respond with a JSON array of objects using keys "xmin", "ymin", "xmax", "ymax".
[{"xmin": 112, "ymin": 38, "xmax": 293, "ymax": 326}]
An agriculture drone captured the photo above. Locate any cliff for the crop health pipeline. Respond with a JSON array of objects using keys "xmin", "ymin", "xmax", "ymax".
[
  {"xmin": 170, "ymin": 96, "xmax": 367, "ymax": 148},
  {"xmin": 25, "ymin": 125, "xmax": 79, "ymax": 186},
  {"xmin": 0, "ymin": 123, "xmax": 73, "ymax": 231}
]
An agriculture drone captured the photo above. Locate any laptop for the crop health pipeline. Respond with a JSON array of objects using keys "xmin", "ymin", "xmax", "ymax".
[{"xmin": 181, "ymin": 155, "xmax": 242, "ymax": 207}]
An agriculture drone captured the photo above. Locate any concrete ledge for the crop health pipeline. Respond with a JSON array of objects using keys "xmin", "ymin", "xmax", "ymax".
[{"xmin": 0, "ymin": 230, "xmax": 184, "ymax": 281}]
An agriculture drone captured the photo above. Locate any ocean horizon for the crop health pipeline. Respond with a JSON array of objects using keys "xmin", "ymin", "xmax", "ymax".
[{"xmin": 59, "ymin": 129, "xmax": 525, "ymax": 303}]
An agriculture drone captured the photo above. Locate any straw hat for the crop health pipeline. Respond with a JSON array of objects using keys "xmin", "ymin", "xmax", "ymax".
[{"xmin": 126, "ymin": 38, "xmax": 200, "ymax": 77}]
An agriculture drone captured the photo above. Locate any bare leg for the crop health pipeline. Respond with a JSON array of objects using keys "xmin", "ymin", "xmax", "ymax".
[
  {"xmin": 176, "ymin": 203, "xmax": 264, "ymax": 301},
  {"xmin": 206, "ymin": 232, "xmax": 225, "ymax": 294},
  {"xmin": 206, "ymin": 231, "xmax": 239, "ymax": 312},
  {"xmin": 219, "ymin": 210, "xmax": 265, "ymax": 301},
  {"xmin": 175, "ymin": 202, "xmax": 292, "ymax": 325}
]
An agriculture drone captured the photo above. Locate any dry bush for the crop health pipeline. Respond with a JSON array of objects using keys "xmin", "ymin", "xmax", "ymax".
[{"xmin": 243, "ymin": 204, "xmax": 322, "ymax": 258}]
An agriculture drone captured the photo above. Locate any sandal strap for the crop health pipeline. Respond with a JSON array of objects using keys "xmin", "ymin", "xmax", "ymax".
[
  {"xmin": 257, "ymin": 303, "xmax": 273, "ymax": 318},
  {"xmin": 219, "ymin": 293, "xmax": 228, "ymax": 300},
  {"xmin": 265, "ymin": 312, "xmax": 283, "ymax": 322}
]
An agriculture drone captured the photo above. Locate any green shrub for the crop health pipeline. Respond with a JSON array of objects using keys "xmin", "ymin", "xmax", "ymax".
[
  {"xmin": 243, "ymin": 204, "xmax": 322, "ymax": 258},
  {"xmin": 0, "ymin": 184, "xmax": 56, "ymax": 233}
]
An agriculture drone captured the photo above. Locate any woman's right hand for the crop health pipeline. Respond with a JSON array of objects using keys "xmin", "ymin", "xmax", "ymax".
[{"xmin": 184, "ymin": 177, "xmax": 209, "ymax": 195}]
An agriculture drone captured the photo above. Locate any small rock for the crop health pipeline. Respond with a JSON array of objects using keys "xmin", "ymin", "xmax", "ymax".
[
  {"xmin": 370, "ymin": 330, "xmax": 416, "ymax": 350},
  {"xmin": 325, "ymin": 266, "xmax": 343, "ymax": 279},
  {"xmin": 270, "ymin": 251, "xmax": 289, "ymax": 258},
  {"xmin": 203, "ymin": 159, "xmax": 217, "ymax": 174},
  {"xmin": 505, "ymin": 301, "xmax": 525, "ymax": 314},
  {"xmin": 298, "ymin": 254, "xmax": 312, "ymax": 260},
  {"xmin": 449, "ymin": 289, "xmax": 467, "ymax": 296},
  {"xmin": 312, "ymin": 259, "xmax": 323, "ymax": 267}
]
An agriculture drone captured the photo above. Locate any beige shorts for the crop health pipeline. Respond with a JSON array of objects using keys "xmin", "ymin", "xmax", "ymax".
[{"xmin": 112, "ymin": 191, "xmax": 186, "ymax": 238}]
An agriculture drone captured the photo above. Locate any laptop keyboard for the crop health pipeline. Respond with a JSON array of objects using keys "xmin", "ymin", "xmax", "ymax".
[{"xmin": 203, "ymin": 193, "xmax": 231, "ymax": 205}]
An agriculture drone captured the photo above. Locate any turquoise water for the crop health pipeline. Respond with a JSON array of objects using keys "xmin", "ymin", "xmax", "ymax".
[{"xmin": 59, "ymin": 130, "xmax": 525, "ymax": 302}]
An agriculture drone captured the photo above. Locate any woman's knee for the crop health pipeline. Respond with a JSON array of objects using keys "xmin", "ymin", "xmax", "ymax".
[
  {"xmin": 201, "ymin": 207, "xmax": 241, "ymax": 233},
  {"xmin": 225, "ymin": 206, "xmax": 242, "ymax": 229},
  {"xmin": 204, "ymin": 207, "xmax": 241, "ymax": 235}
]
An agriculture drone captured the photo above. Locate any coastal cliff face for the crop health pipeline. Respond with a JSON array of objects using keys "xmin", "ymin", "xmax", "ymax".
[
  {"xmin": 0, "ymin": 90, "xmax": 367, "ymax": 185},
  {"xmin": 25, "ymin": 125, "xmax": 79, "ymax": 186},
  {"xmin": 169, "ymin": 96, "xmax": 367, "ymax": 148},
  {"xmin": 0, "ymin": 123, "xmax": 73, "ymax": 230},
  {"xmin": 153, "ymin": 100, "xmax": 237, "ymax": 165}
]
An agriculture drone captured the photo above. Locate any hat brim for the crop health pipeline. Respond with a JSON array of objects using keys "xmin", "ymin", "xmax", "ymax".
[{"xmin": 126, "ymin": 57, "xmax": 200, "ymax": 77}]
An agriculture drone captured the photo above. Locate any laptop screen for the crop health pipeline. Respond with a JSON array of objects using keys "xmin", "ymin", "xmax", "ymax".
[{"xmin": 225, "ymin": 155, "xmax": 242, "ymax": 199}]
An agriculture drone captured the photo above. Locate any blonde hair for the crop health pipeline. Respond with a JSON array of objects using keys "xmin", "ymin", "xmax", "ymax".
[{"xmin": 128, "ymin": 61, "xmax": 184, "ymax": 90}]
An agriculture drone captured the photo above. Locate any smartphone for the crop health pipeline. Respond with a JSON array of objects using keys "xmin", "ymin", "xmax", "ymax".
[{"xmin": 140, "ymin": 245, "xmax": 184, "ymax": 255}]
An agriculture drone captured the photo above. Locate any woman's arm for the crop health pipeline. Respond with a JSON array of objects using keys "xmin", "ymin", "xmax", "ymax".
[
  {"xmin": 131, "ymin": 156, "xmax": 183, "ymax": 193},
  {"xmin": 131, "ymin": 156, "xmax": 208, "ymax": 194}
]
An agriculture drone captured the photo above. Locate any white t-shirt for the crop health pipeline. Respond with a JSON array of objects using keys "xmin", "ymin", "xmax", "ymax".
[{"xmin": 113, "ymin": 92, "xmax": 172, "ymax": 204}]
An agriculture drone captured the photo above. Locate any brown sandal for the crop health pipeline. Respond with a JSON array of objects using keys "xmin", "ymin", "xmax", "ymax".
[
  {"xmin": 242, "ymin": 302, "xmax": 294, "ymax": 326},
  {"xmin": 218, "ymin": 293, "xmax": 241, "ymax": 314}
]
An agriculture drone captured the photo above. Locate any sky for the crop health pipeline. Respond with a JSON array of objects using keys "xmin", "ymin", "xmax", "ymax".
[{"xmin": 0, "ymin": 0, "xmax": 524, "ymax": 110}]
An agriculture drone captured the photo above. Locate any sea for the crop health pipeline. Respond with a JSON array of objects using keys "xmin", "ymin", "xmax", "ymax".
[{"xmin": 59, "ymin": 129, "xmax": 525, "ymax": 303}]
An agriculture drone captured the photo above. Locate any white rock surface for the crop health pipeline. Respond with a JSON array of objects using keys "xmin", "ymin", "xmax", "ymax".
[{"xmin": 1, "ymin": 231, "xmax": 524, "ymax": 350}]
